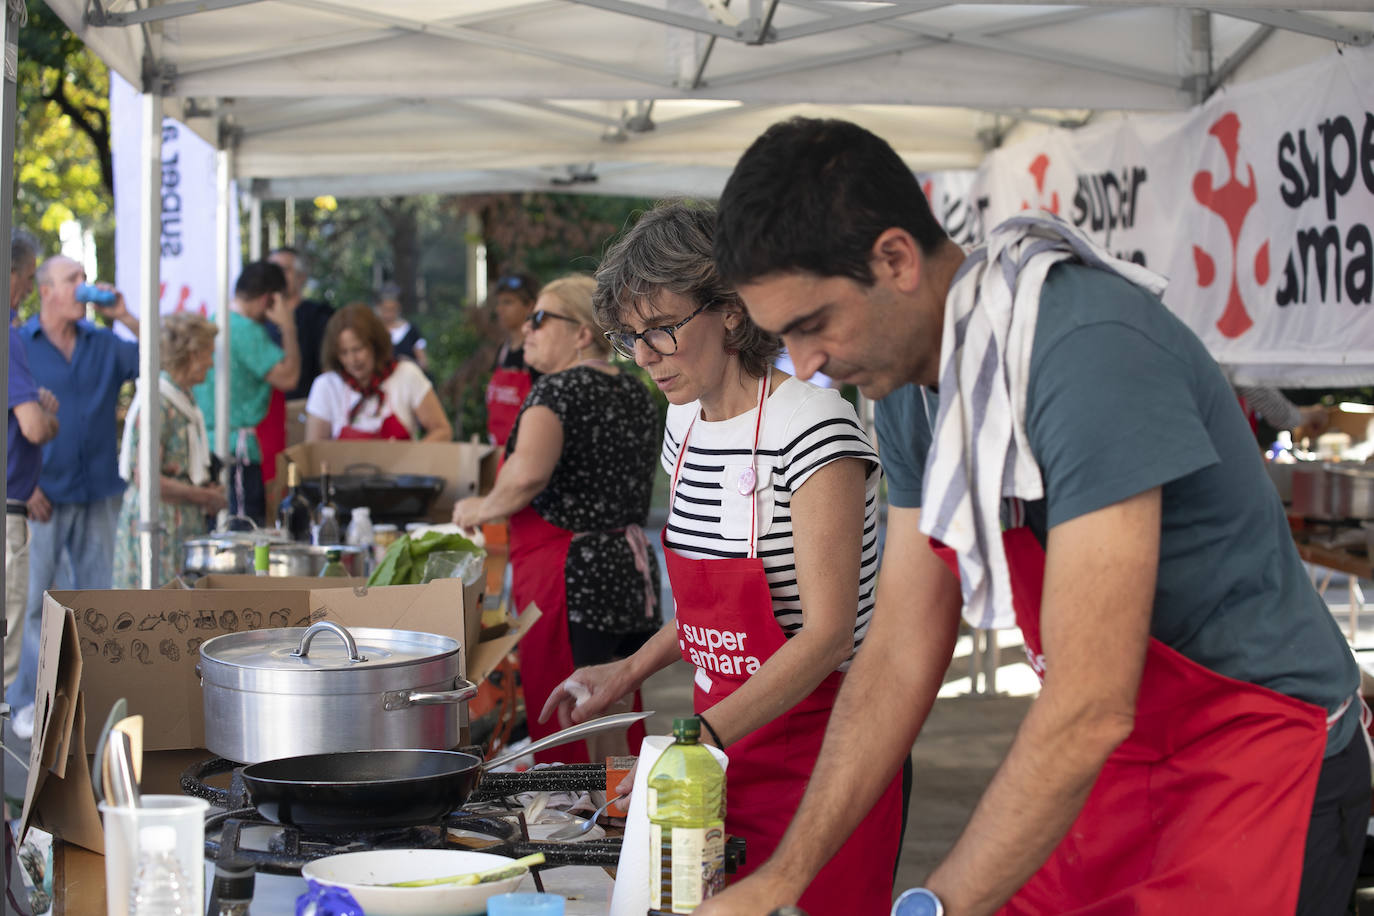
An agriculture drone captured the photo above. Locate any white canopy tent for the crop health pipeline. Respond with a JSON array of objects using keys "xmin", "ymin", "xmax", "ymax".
[{"xmin": 21, "ymin": 0, "xmax": 1374, "ymax": 590}]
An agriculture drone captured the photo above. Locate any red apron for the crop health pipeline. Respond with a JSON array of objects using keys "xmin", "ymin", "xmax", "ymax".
[
  {"xmin": 338, "ymin": 412, "xmax": 412, "ymax": 441},
  {"xmin": 509, "ymin": 504, "xmax": 647, "ymax": 765},
  {"xmin": 665, "ymin": 379, "xmax": 902, "ymax": 915},
  {"xmin": 487, "ymin": 366, "xmax": 533, "ymax": 448},
  {"xmin": 929, "ymin": 524, "xmax": 1331, "ymax": 914},
  {"xmin": 255, "ymin": 389, "xmax": 286, "ymax": 483}
]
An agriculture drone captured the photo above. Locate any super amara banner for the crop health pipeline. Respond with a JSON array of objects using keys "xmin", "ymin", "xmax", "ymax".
[{"xmin": 960, "ymin": 46, "xmax": 1374, "ymax": 387}]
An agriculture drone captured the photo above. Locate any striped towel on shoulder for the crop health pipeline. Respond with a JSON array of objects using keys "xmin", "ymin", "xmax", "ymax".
[{"xmin": 918, "ymin": 213, "xmax": 1168, "ymax": 630}]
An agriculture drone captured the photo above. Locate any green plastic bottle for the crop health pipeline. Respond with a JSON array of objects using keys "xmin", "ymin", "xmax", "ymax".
[
  {"xmin": 318, "ymin": 548, "xmax": 349, "ymax": 578},
  {"xmin": 647, "ymin": 717, "xmax": 726, "ymax": 914}
]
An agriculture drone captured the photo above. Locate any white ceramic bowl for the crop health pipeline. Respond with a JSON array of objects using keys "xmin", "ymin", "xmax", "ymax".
[{"xmin": 301, "ymin": 849, "xmax": 526, "ymax": 916}]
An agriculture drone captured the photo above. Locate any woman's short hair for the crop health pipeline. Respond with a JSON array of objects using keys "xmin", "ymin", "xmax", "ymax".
[
  {"xmin": 161, "ymin": 312, "xmax": 217, "ymax": 375},
  {"xmin": 321, "ymin": 303, "xmax": 395, "ymax": 374},
  {"xmin": 593, "ymin": 200, "xmax": 780, "ymax": 378},
  {"xmin": 540, "ymin": 274, "xmax": 610, "ymax": 358}
]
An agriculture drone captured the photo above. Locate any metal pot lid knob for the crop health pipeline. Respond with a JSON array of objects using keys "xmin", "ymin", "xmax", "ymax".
[{"xmin": 290, "ymin": 620, "xmax": 368, "ymax": 663}]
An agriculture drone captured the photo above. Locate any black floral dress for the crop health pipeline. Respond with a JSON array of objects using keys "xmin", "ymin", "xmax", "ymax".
[{"xmin": 506, "ymin": 366, "xmax": 663, "ymax": 653}]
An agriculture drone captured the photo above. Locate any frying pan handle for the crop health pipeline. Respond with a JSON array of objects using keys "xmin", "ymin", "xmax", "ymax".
[
  {"xmin": 383, "ymin": 678, "xmax": 480, "ymax": 710},
  {"xmin": 485, "ymin": 710, "xmax": 654, "ymax": 770},
  {"xmin": 290, "ymin": 620, "xmax": 368, "ymax": 662}
]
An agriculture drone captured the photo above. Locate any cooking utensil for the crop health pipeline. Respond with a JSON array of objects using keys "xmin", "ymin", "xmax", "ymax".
[
  {"xmin": 267, "ymin": 543, "xmax": 367, "ymax": 577},
  {"xmin": 199, "ymin": 622, "xmax": 478, "ymax": 763},
  {"xmin": 239, "ymin": 710, "xmax": 650, "ymax": 829},
  {"xmin": 1330, "ymin": 465, "xmax": 1374, "ymax": 519},
  {"xmin": 91, "ymin": 698, "xmax": 128, "ymax": 806},
  {"xmin": 106, "ymin": 731, "xmax": 141, "ymax": 808},
  {"xmin": 182, "ymin": 528, "xmax": 290, "ymax": 577},
  {"xmin": 546, "ymin": 795, "xmax": 623, "ymax": 841},
  {"xmin": 301, "ymin": 849, "xmax": 526, "ymax": 916}
]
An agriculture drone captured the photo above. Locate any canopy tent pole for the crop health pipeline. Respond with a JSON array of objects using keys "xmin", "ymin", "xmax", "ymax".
[
  {"xmin": 136, "ymin": 88, "xmax": 163, "ymax": 588},
  {"xmin": 214, "ymin": 144, "xmax": 232, "ymax": 476},
  {"xmin": 0, "ymin": 1, "xmax": 23, "ymax": 907},
  {"xmin": 248, "ymin": 196, "xmax": 262, "ymax": 259}
]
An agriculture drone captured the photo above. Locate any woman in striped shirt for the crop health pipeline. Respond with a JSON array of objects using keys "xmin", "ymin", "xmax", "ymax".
[{"xmin": 541, "ymin": 201, "xmax": 903, "ymax": 914}]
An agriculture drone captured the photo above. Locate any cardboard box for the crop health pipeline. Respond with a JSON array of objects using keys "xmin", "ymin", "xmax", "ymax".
[
  {"xmin": 273, "ymin": 439, "xmax": 497, "ymax": 523},
  {"xmin": 20, "ymin": 574, "xmax": 538, "ymax": 854}
]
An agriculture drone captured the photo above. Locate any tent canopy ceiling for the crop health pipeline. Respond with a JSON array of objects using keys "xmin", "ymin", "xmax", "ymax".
[{"xmin": 47, "ymin": 1, "xmax": 1374, "ymax": 197}]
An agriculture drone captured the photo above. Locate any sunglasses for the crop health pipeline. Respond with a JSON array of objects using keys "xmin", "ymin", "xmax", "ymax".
[
  {"xmin": 496, "ymin": 276, "xmax": 527, "ymax": 291},
  {"xmin": 529, "ymin": 309, "xmax": 581, "ymax": 331}
]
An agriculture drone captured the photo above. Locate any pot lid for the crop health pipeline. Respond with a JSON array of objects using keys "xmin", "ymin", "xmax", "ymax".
[{"xmin": 200, "ymin": 623, "xmax": 459, "ymax": 672}]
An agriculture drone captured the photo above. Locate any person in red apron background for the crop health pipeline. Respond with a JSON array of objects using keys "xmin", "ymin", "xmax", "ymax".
[
  {"xmin": 303, "ymin": 304, "xmax": 452, "ymax": 443},
  {"xmin": 693, "ymin": 118, "xmax": 1369, "ymax": 916},
  {"xmin": 455, "ymin": 275, "xmax": 663, "ymax": 765},
  {"xmin": 540, "ymin": 203, "xmax": 903, "ymax": 914},
  {"xmin": 486, "ymin": 273, "xmax": 542, "ymax": 449}
]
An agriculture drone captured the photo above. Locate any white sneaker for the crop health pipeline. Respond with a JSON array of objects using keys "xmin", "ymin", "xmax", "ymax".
[{"xmin": 11, "ymin": 704, "xmax": 34, "ymax": 741}]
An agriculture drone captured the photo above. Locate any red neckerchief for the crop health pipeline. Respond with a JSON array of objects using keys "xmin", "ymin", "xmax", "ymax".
[{"xmin": 344, "ymin": 359, "xmax": 398, "ymax": 424}]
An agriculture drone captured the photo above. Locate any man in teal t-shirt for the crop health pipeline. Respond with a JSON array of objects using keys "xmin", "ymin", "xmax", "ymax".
[
  {"xmin": 697, "ymin": 118, "xmax": 1368, "ymax": 916},
  {"xmin": 194, "ymin": 261, "xmax": 299, "ymax": 524}
]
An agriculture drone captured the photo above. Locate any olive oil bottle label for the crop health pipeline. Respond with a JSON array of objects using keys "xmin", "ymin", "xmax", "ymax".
[{"xmin": 649, "ymin": 823, "xmax": 726, "ymax": 913}]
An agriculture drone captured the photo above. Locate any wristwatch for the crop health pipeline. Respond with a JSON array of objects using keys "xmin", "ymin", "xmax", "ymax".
[{"xmin": 891, "ymin": 887, "xmax": 944, "ymax": 916}]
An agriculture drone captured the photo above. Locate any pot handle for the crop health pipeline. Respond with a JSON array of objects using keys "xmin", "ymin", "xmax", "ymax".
[
  {"xmin": 383, "ymin": 677, "xmax": 480, "ymax": 710},
  {"xmin": 484, "ymin": 710, "xmax": 654, "ymax": 770},
  {"xmin": 290, "ymin": 620, "xmax": 368, "ymax": 663}
]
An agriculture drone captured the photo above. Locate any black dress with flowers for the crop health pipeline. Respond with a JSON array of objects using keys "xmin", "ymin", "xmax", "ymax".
[{"xmin": 506, "ymin": 366, "xmax": 663, "ymax": 660}]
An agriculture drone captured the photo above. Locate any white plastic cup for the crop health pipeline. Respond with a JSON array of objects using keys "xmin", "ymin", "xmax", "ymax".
[{"xmin": 99, "ymin": 795, "xmax": 208, "ymax": 916}]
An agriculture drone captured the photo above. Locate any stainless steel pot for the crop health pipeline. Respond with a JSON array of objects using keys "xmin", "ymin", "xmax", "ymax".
[
  {"xmin": 268, "ymin": 543, "xmax": 367, "ymax": 578},
  {"xmin": 198, "ymin": 621, "xmax": 478, "ymax": 764},
  {"xmin": 1290, "ymin": 463, "xmax": 1335, "ymax": 518},
  {"xmin": 183, "ymin": 531, "xmax": 291, "ymax": 577},
  {"xmin": 1330, "ymin": 466, "xmax": 1374, "ymax": 519}
]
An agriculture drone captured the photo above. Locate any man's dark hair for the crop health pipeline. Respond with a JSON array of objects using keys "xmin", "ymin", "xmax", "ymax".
[
  {"xmin": 11, "ymin": 229, "xmax": 38, "ymax": 267},
  {"xmin": 235, "ymin": 260, "xmax": 288, "ymax": 299},
  {"xmin": 714, "ymin": 118, "xmax": 947, "ymax": 287}
]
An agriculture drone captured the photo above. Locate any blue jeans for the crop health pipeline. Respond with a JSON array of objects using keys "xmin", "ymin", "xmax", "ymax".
[{"xmin": 7, "ymin": 494, "xmax": 121, "ymax": 710}]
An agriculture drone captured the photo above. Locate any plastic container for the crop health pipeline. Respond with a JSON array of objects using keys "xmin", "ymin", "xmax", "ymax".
[
  {"xmin": 128, "ymin": 825, "xmax": 191, "ymax": 915},
  {"xmin": 647, "ymin": 717, "xmax": 726, "ymax": 913},
  {"xmin": 346, "ymin": 506, "xmax": 375, "ymax": 549},
  {"xmin": 488, "ymin": 893, "xmax": 566, "ymax": 916},
  {"xmin": 253, "ymin": 544, "xmax": 270, "ymax": 577},
  {"xmin": 100, "ymin": 795, "xmax": 207, "ymax": 916}
]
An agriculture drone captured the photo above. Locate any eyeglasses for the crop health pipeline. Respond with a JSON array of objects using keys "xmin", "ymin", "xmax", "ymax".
[
  {"xmin": 529, "ymin": 308, "xmax": 581, "ymax": 331},
  {"xmin": 604, "ymin": 302, "xmax": 711, "ymax": 360}
]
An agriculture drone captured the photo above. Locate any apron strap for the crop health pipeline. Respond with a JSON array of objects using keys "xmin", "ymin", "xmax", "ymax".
[{"xmin": 670, "ymin": 375, "xmax": 770, "ymax": 558}]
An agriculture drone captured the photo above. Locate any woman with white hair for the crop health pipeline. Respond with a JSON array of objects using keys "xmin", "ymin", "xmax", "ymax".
[{"xmin": 114, "ymin": 313, "xmax": 227, "ymax": 587}]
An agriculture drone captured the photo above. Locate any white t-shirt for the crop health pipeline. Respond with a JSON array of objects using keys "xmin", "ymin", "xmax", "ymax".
[
  {"xmin": 390, "ymin": 321, "xmax": 427, "ymax": 350},
  {"xmin": 305, "ymin": 360, "xmax": 434, "ymax": 439},
  {"xmin": 661, "ymin": 376, "xmax": 881, "ymax": 669}
]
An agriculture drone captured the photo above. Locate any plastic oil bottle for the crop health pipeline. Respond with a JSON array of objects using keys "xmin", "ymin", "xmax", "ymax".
[{"xmin": 647, "ymin": 717, "xmax": 725, "ymax": 914}]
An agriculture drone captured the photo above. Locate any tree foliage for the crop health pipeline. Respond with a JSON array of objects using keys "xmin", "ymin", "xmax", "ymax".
[{"xmin": 12, "ymin": 2, "xmax": 114, "ymax": 301}]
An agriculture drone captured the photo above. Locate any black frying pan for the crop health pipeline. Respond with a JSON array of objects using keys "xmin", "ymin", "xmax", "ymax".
[{"xmin": 239, "ymin": 711, "xmax": 650, "ymax": 829}]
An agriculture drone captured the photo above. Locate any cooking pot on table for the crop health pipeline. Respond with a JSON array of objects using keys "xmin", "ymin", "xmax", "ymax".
[
  {"xmin": 198, "ymin": 622, "xmax": 478, "ymax": 764},
  {"xmin": 239, "ymin": 711, "xmax": 650, "ymax": 829},
  {"xmin": 1329, "ymin": 465, "xmax": 1374, "ymax": 520},
  {"xmin": 268, "ymin": 543, "xmax": 367, "ymax": 577},
  {"xmin": 182, "ymin": 530, "xmax": 290, "ymax": 577}
]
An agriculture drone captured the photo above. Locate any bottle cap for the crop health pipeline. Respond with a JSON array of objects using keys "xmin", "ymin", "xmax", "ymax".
[
  {"xmin": 326, "ymin": 548, "xmax": 342, "ymax": 560},
  {"xmin": 138, "ymin": 824, "xmax": 178, "ymax": 852},
  {"xmin": 672, "ymin": 717, "xmax": 701, "ymax": 741}
]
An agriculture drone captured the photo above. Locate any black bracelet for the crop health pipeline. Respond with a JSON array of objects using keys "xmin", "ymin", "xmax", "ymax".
[{"xmin": 697, "ymin": 713, "xmax": 726, "ymax": 749}]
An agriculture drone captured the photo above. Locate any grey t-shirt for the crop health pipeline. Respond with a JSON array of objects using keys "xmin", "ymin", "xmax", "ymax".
[{"xmin": 876, "ymin": 262, "xmax": 1359, "ymax": 755}]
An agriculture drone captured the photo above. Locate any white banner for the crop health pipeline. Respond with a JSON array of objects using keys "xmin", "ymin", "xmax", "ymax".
[
  {"xmin": 963, "ymin": 46, "xmax": 1374, "ymax": 387},
  {"xmin": 111, "ymin": 73, "xmax": 240, "ymax": 335}
]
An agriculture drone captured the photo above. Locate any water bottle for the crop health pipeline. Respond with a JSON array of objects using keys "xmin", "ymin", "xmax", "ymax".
[
  {"xmin": 346, "ymin": 507, "xmax": 374, "ymax": 548},
  {"xmin": 75, "ymin": 282, "xmax": 118, "ymax": 306},
  {"xmin": 128, "ymin": 825, "xmax": 191, "ymax": 916},
  {"xmin": 647, "ymin": 717, "xmax": 726, "ymax": 914},
  {"xmin": 318, "ymin": 548, "xmax": 349, "ymax": 578},
  {"xmin": 314, "ymin": 505, "xmax": 342, "ymax": 546}
]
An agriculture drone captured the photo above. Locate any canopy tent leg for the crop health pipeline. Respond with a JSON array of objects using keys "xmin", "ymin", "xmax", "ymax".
[
  {"xmin": 214, "ymin": 145, "xmax": 233, "ymax": 480},
  {"xmin": 137, "ymin": 89, "xmax": 163, "ymax": 589}
]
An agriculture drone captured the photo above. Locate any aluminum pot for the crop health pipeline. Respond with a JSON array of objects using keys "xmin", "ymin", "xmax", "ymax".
[
  {"xmin": 1290, "ymin": 463, "xmax": 1335, "ymax": 518},
  {"xmin": 268, "ymin": 543, "xmax": 367, "ymax": 578},
  {"xmin": 1330, "ymin": 465, "xmax": 1374, "ymax": 520},
  {"xmin": 198, "ymin": 621, "xmax": 478, "ymax": 764},
  {"xmin": 182, "ymin": 531, "xmax": 290, "ymax": 577}
]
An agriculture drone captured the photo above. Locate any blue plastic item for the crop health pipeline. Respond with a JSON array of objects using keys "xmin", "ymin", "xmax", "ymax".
[
  {"xmin": 487, "ymin": 892, "xmax": 566, "ymax": 916},
  {"xmin": 75, "ymin": 282, "xmax": 117, "ymax": 306},
  {"xmin": 295, "ymin": 880, "xmax": 366, "ymax": 916}
]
